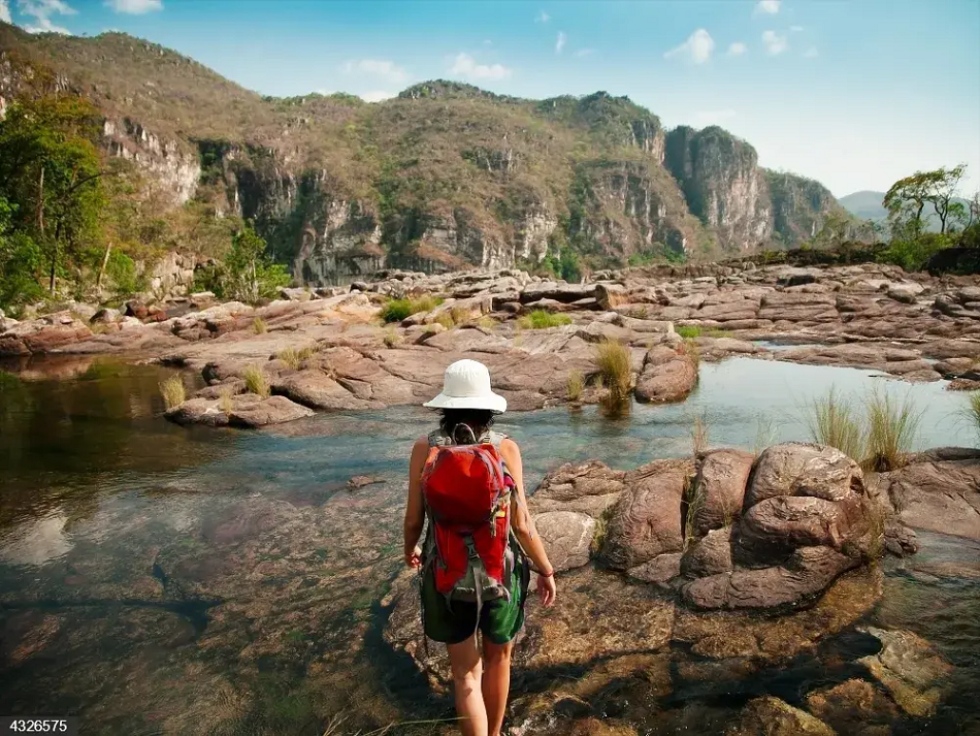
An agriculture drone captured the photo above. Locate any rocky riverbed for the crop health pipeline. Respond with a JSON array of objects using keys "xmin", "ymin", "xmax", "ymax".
[{"xmin": 2, "ymin": 262, "xmax": 979, "ymax": 431}]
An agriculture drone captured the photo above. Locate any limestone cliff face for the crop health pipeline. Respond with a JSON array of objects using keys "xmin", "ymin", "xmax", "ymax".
[
  {"xmin": 0, "ymin": 25, "xmax": 847, "ymax": 284},
  {"xmin": 665, "ymin": 126, "xmax": 773, "ymax": 250},
  {"xmin": 764, "ymin": 169, "xmax": 842, "ymax": 245}
]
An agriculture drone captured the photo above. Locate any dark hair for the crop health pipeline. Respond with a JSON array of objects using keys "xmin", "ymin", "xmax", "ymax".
[{"xmin": 439, "ymin": 409, "xmax": 496, "ymax": 443}]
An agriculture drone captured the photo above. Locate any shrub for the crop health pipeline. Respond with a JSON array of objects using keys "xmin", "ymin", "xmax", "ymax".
[
  {"xmin": 877, "ymin": 233, "xmax": 955, "ymax": 273},
  {"xmin": 594, "ymin": 339, "xmax": 632, "ymax": 416},
  {"xmin": 380, "ymin": 294, "xmax": 442, "ymax": 323},
  {"xmin": 159, "ymin": 375, "xmax": 185, "ymax": 411},
  {"xmin": 253, "ymin": 316, "xmax": 268, "ymax": 334},
  {"xmin": 243, "ymin": 365, "xmax": 270, "ymax": 398},
  {"xmin": 864, "ymin": 389, "xmax": 923, "ymax": 471},
  {"xmin": 517, "ymin": 310, "xmax": 573, "ymax": 330},
  {"xmin": 567, "ymin": 370, "xmax": 584, "ymax": 402},
  {"xmin": 806, "ymin": 387, "xmax": 865, "ymax": 461}
]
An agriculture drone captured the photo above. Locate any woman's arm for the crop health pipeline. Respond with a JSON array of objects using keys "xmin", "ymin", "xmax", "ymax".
[
  {"xmin": 499, "ymin": 438, "xmax": 557, "ymax": 606},
  {"xmin": 403, "ymin": 437, "xmax": 429, "ymax": 567}
]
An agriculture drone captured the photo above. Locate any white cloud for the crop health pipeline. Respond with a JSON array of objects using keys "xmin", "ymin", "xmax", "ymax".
[
  {"xmin": 556, "ymin": 31, "xmax": 566, "ymax": 54},
  {"xmin": 17, "ymin": 0, "xmax": 76, "ymax": 34},
  {"xmin": 1, "ymin": 0, "xmax": 12, "ymax": 22},
  {"xmin": 342, "ymin": 58, "xmax": 409, "ymax": 84},
  {"xmin": 449, "ymin": 53, "xmax": 513, "ymax": 81},
  {"xmin": 104, "ymin": 0, "xmax": 161, "ymax": 14},
  {"xmin": 762, "ymin": 30, "xmax": 789, "ymax": 55},
  {"xmin": 790, "ymin": 25, "xmax": 804, "ymax": 32},
  {"xmin": 804, "ymin": 46, "xmax": 819, "ymax": 58},
  {"xmin": 694, "ymin": 109, "xmax": 737, "ymax": 127},
  {"xmin": 664, "ymin": 28, "xmax": 715, "ymax": 65},
  {"xmin": 754, "ymin": 0, "xmax": 780, "ymax": 14},
  {"xmin": 575, "ymin": 48, "xmax": 594, "ymax": 58},
  {"xmin": 728, "ymin": 42, "xmax": 747, "ymax": 56},
  {"xmin": 536, "ymin": 10, "xmax": 549, "ymax": 22},
  {"xmin": 360, "ymin": 90, "xmax": 395, "ymax": 103}
]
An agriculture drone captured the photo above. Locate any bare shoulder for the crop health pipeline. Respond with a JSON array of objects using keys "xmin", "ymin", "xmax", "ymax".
[
  {"xmin": 411, "ymin": 436, "xmax": 430, "ymax": 458},
  {"xmin": 499, "ymin": 437, "xmax": 522, "ymax": 461}
]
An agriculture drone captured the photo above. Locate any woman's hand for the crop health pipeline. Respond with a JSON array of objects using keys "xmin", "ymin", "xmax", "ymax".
[
  {"xmin": 537, "ymin": 573, "xmax": 557, "ymax": 607},
  {"xmin": 405, "ymin": 545, "xmax": 422, "ymax": 569}
]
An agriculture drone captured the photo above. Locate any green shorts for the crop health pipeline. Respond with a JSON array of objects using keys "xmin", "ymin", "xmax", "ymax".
[{"xmin": 420, "ymin": 547, "xmax": 530, "ymax": 645}]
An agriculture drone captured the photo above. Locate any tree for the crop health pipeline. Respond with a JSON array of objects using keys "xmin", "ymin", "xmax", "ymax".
[
  {"xmin": 0, "ymin": 93, "xmax": 107, "ymax": 294},
  {"xmin": 883, "ymin": 165, "xmax": 968, "ymax": 238},
  {"xmin": 221, "ymin": 223, "xmax": 291, "ymax": 303}
]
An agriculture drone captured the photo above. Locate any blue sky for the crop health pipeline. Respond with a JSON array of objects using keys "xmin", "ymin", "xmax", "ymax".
[{"xmin": 3, "ymin": 0, "xmax": 979, "ymax": 196}]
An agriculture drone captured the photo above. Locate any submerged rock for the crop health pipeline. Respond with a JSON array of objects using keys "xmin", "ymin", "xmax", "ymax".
[
  {"xmin": 858, "ymin": 626, "xmax": 954, "ymax": 718},
  {"xmin": 805, "ymin": 678, "xmax": 900, "ymax": 735},
  {"xmin": 725, "ymin": 696, "xmax": 835, "ymax": 736}
]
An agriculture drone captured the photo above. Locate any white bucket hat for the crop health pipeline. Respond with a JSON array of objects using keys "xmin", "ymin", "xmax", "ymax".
[{"xmin": 423, "ymin": 359, "xmax": 508, "ymax": 413}]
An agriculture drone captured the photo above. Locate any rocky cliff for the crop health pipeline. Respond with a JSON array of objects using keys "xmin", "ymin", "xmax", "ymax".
[{"xmin": 0, "ymin": 22, "xmax": 845, "ymax": 284}]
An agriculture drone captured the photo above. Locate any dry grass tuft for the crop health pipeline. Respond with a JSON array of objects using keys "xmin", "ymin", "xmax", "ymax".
[
  {"xmin": 218, "ymin": 388, "xmax": 234, "ymax": 414},
  {"xmin": 159, "ymin": 375, "xmax": 185, "ymax": 411},
  {"xmin": 865, "ymin": 388, "xmax": 923, "ymax": 471},
  {"xmin": 806, "ymin": 387, "xmax": 865, "ymax": 461},
  {"xmin": 243, "ymin": 365, "xmax": 270, "ymax": 398},
  {"xmin": 253, "ymin": 316, "xmax": 268, "ymax": 334},
  {"xmin": 567, "ymin": 370, "xmax": 584, "ymax": 403},
  {"xmin": 595, "ymin": 339, "xmax": 632, "ymax": 417}
]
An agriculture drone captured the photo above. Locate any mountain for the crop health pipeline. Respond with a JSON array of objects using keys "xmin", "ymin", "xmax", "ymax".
[
  {"xmin": 839, "ymin": 190, "xmax": 972, "ymax": 233},
  {"xmin": 0, "ymin": 22, "xmax": 847, "ymax": 283}
]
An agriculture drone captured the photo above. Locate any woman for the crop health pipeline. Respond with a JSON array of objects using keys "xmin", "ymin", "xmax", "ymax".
[{"xmin": 403, "ymin": 359, "xmax": 557, "ymax": 736}]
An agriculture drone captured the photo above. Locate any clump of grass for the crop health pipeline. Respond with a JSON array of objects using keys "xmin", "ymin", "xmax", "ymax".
[
  {"xmin": 297, "ymin": 345, "xmax": 316, "ymax": 361},
  {"xmin": 477, "ymin": 315, "xmax": 496, "ymax": 331},
  {"xmin": 865, "ymin": 388, "xmax": 923, "ymax": 472},
  {"xmin": 159, "ymin": 375, "xmax": 186, "ymax": 411},
  {"xmin": 680, "ymin": 338, "xmax": 701, "ymax": 370},
  {"xmin": 449, "ymin": 305, "xmax": 471, "ymax": 326},
  {"xmin": 218, "ymin": 388, "xmax": 234, "ymax": 414},
  {"xmin": 595, "ymin": 339, "xmax": 632, "ymax": 417},
  {"xmin": 964, "ymin": 391, "xmax": 980, "ymax": 439},
  {"xmin": 380, "ymin": 294, "xmax": 442, "ymax": 323},
  {"xmin": 676, "ymin": 325, "xmax": 702, "ymax": 339},
  {"xmin": 253, "ymin": 316, "xmax": 268, "ymax": 334},
  {"xmin": 277, "ymin": 347, "xmax": 302, "ymax": 370},
  {"xmin": 517, "ymin": 310, "xmax": 573, "ymax": 330},
  {"xmin": 567, "ymin": 370, "xmax": 584, "ymax": 403},
  {"xmin": 691, "ymin": 412, "xmax": 708, "ymax": 457},
  {"xmin": 383, "ymin": 327, "xmax": 401, "ymax": 348},
  {"xmin": 434, "ymin": 312, "xmax": 455, "ymax": 330},
  {"xmin": 753, "ymin": 415, "xmax": 778, "ymax": 455},
  {"xmin": 682, "ymin": 475, "xmax": 705, "ymax": 550},
  {"xmin": 243, "ymin": 365, "xmax": 270, "ymax": 398},
  {"xmin": 806, "ymin": 387, "xmax": 865, "ymax": 461}
]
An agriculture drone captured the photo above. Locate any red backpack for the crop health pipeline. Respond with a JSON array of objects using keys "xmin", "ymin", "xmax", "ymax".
[{"xmin": 420, "ymin": 427, "xmax": 517, "ymax": 612}]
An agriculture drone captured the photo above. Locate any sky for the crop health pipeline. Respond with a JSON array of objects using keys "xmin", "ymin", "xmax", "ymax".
[{"xmin": 3, "ymin": 0, "xmax": 980, "ymax": 197}]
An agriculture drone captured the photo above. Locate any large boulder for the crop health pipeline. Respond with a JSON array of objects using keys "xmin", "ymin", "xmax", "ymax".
[
  {"xmin": 634, "ymin": 345, "xmax": 697, "ymax": 404},
  {"xmin": 745, "ymin": 442, "xmax": 863, "ymax": 508},
  {"xmin": 691, "ymin": 449, "xmax": 754, "ymax": 537},
  {"xmin": 533, "ymin": 511, "xmax": 596, "ymax": 573},
  {"xmin": 529, "ymin": 460, "xmax": 628, "ymax": 519},
  {"xmin": 272, "ymin": 369, "xmax": 382, "ymax": 411},
  {"xmin": 680, "ymin": 526, "xmax": 734, "ymax": 578},
  {"xmin": 600, "ymin": 460, "xmax": 690, "ymax": 570},
  {"xmin": 873, "ymin": 447, "xmax": 980, "ymax": 540},
  {"xmin": 0, "ymin": 312, "xmax": 93, "ymax": 356},
  {"xmin": 738, "ymin": 495, "xmax": 867, "ymax": 557}
]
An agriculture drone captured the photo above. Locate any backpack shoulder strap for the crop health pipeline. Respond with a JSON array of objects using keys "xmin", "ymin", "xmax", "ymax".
[{"xmin": 486, "ymin": 430, "xmax": 507, "ymax": 449}]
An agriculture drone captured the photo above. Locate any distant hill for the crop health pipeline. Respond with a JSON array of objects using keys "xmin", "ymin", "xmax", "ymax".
[
  {"xmin": 0, "ymin": 21, "xmax": 848, "ymax": 283},
  {"xmin": 839, "ymin": 190, "xmax": 971, "ymax": 233}
]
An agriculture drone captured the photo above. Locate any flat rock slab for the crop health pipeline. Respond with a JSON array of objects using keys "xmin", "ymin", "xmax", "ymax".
[
  {"xmin": 533, "ymin": 511, "xmax": 596, "ymax": 572},
  {"xmin": 165, "ymin": 394, "xmax": 313, "ymax": 428}
]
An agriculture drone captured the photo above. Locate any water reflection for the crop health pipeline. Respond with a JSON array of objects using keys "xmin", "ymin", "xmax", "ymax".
[{"xmin": 0, "ymin": 357, "xmax": 977, "ymax": 734}]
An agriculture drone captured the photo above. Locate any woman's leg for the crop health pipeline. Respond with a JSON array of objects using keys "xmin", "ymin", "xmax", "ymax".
[
  {"xmin": 481, "ymin": 639, "xmax": 513, "ymax": 736},
  {"xmin": 447, "ymin": 636, "xmax": 488, "ymax": 736}
]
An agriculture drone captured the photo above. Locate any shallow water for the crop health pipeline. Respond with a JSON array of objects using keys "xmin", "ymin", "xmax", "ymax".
[{"xmin": 0, "ymin": 356, "xmax": 977, "ymax": 734}]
